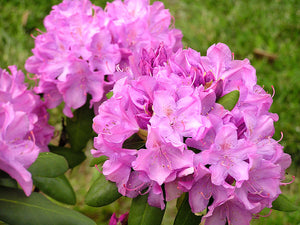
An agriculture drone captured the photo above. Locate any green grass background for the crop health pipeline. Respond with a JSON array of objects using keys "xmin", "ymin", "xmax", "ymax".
[{"xmin": 0, "ymin": 0, "xmax": 299, "ymax": 224}]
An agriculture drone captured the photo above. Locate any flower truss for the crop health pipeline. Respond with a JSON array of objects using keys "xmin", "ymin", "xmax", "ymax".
[
  {"xmin": 0, "ymin": 66, "xmax": 54, "ymax": 196},
  {"xmin": 91, "ymin": 43, "xmax": 291, "ymax": 224},
  {"xmin": 25, "ymin": 0, "xmax": 182, "ymax": 117}
]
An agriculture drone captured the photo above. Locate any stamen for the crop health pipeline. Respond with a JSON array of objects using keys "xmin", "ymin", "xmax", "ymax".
[
  {"xmin": 170, "ymin": 15, "xmax": 175, "ymax": 29},
  {"xmin": 248, "ymin": 182, "xmax": 270, "ymax": 198},
  {"xmin": 94, "ymin": 164, "xmax": 102, "ymax": 174},
  {"xmin": 139, "ymin": 185, "xmax": 151, "ymax": 195},
  {"xmin": 30, "ymin": 34, "xmax": 37, "ymax": 40},
  {"xmin": 190, "ymin": 67, "xmax": 197, "ymax": 87},
  {"xmin": 232, "ymin": 52, "xmax": 234, "ymax": 61},
  {"xmin": 29, "ymin": 130, "xmax": 36, "ymax": 143},
  {"xmin": 276, "ymin": 131, "xmax": 284, "ymax": 143},
  {"xmin": 200, "ymin": 191, "xmax": 212, "ymax": 200},
  {"xmin": 280, "ymin": 175, "xmax": 295, "ymax": 186},
  {"xmin": 123, "ymin": 182, "xmax": 145, "ymax": 192},
  {"xmin": 271, "ymin": 85, "xmax": 275, "ymax": 98},
  {"xmin": 253, "ymin": 209, "xmax": 272, "ymax": 219},
  {"xmin": 35, "ymin": 28, "xmax": 44, "ymax": 34},
  {"xmin": 116, "ymin": 64, "xmax": 123, "ymax": 72}
]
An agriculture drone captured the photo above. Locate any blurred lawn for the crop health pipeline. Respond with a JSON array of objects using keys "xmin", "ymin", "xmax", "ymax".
[{"xmin": 0, "ymin": 0, "xmax": 299, "ymax": 224}]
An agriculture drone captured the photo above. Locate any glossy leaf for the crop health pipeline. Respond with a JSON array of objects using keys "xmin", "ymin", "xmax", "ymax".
[
  {"xmin": 173, "ymin": 193, "xmax": 202, "ymax": 225},
  {"xmin": 128, "ymin": 194, "xmax": 165, "ymax": 225},
  {"xmin": 49, "ymin": 145, "xmax": 86, "ymax": 168},
  {"xmin": 85, "ymin": 173, "xmax": 122, "ymax": 207},
  {"xmin": 0, "ymin": 186, "xmax": 96, "ymax": 225},
  {"xmin": 272, "ymin": 194, "xmax": 298, "ymax": 212},
  {"xmin": 65, "ymin": 98, "xmax": 94, "ymax": 152},
  {"xmin": 28, "ymin": 152, "xmax": 68, "ymax": 178},
  {"xmin": 216, "ymin": 90, "xmax": 240, "ymax": 111},
  {"xmin": 33, "ymin": 175, "xmax": 76, "ymax": 205}
]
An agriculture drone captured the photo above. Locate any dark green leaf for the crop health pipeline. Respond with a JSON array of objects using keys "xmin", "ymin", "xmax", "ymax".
[
  {"xmin": 0, "ymin": 177, "xmax": 18, "ymax": 189},
  {"xmin": 33, "ymin": 175, "xmax": 76, "ymax": 205},
  {"xmin": 85, "ymin": 173, "xmax": 122, "ymax": 207},
  {"xmin": 49, "ymin": 145, "xmax": 86, "ymax": 168},
  {"xmin": 89, "ymin": 156, "xmax": 108, "ymax": 167},
  {"xmin": 216, "ymin": 90, "xmax": 240, "ymax": 111},
  {"xmin": 272, "ymin": 194, "xmax": 298, "ymax": 212},
  {"xmin": 66, "ymin": 98, "xmax": 94, "ymax": 152},
  {"xmin": 0, "ymin": 186, "xmax": 96, "ymax": 225},
  {"xmin": 128, "ymin": 194, "xmax": 165, "ymax": 225},
  {"xmin": 122, "ymin": 133, "xmax": 145, "ymax": 150},
  {"xmin": 0, "ymin": 171, "xmax": 18, "ymax": 188},
  {"xmin": 28, "ymin": 152, "xmax": 68, "ymax": 178},
  {"xmin": 173, "ymin": 193, "xmax": 202, "ymax": 225}
]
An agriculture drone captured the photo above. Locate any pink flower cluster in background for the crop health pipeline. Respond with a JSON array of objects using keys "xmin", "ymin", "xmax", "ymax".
[
  {"xmin": 0, "ymin": 66, "xmax": 54, "ymax": 196},
  {"xmin": 25, "ymin": 0, "xmax": 182, "ymax": 117},
  {"xmin": 91, "ymin": 43, "xmax": 291, "ymax": 224}
]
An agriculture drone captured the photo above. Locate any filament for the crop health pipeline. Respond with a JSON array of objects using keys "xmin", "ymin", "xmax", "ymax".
[
  {"xmin": 94, "ymin": 164, "xmax": 102, "ymax": 174},
  {"xmin": 280, "ymin": 175, "xmax": 295, "ymax": 186},
  {"xmin": 271, "ymin": 85, "xmax": 275, "ymax": 98},
  {"xmin": 123, "ymin": 182, "xmax": 145, "ymax": 192},
  {"xmin": 200, "ymin": 191, "xmax": 212, "ymax": 200}
]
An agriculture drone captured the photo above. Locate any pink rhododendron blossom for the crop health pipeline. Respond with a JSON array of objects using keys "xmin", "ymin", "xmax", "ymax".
[
  {"xmin": 0, "ymin": 66, "xmax": 54, "ymax": 196},
  {"xmin": 25, "ymin": 0, "xmax": 182, "ymax": 117},
  {"xmin": 92, "ymin": 42, "xmax": 291, "ymax": 223}
]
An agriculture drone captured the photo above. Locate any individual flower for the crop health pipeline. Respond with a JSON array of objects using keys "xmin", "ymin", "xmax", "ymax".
[{"xmin": 0, "ymin": 66, "xmax": 54, "ymax": 196}]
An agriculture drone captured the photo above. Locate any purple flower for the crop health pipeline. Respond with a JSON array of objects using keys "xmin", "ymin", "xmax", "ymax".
[
  {"xmin": 235, "ymin": 154, "xmax": 281, "ymax": 212},
  {"xmin": 132, "ymin": 126, "xmax": 194, "ymax": 186},
  {"xmin": 0, "ymin": 66, "xmax": 54, "ymax": 196},
  {"xmin": 199, "ymin": 124, "xmax": 255, "ymax": 185}
]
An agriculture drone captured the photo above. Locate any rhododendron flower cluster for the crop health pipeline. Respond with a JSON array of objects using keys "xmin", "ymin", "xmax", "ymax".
[
  {"xmin": 91, "ymin": 43, "xmax": 291, "ymax": 224},
  {"xmin": 0, "ymin": 66, "xmax": 54, "ymax": 196},
  {"xmin": 25, "ymin": 0, "xmax": 182, "ymax": 117}
]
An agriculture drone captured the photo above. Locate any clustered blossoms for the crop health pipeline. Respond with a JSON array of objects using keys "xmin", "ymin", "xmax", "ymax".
[
  {"xmin": 3, "ymin": 0, "xmax": 292, "ymax": 224},
  {"xmin": 25, "ymin": 0, "xmax": 182, "ymax": 117},
  {"xmin": 0, "ymin": 66, "xmax": 54, "ymax": 196},
  {"xmin": 91, "ymin": 43, "xmax": 291, "ymax": 224}
]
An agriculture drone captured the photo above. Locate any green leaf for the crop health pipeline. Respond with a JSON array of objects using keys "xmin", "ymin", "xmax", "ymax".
[
  {"xmin": 0, "ymin": 171, "xmax": 18, "ymax": 188},
  {"xmin": 106, "ymin": 91, "xmax": 113, "ymax": 99},
  {"xmin": 128, "ymin": 194, "xmax": 165, "ymax": 225},
  {"xmin": 49, "ymin": 145, "xmax": 86, "ymax": 168},
  {"xmin": 28, "ymin": 152, "xmax": 68, "ymax": 178},
  {"xmin": 33, "ymin": 175, "xmax": 76, "ymax": 205},
  {"xmin": 65, "ymin": 97, "xmax": 94, "ymax": 152},
  {"xmin": 271, "ymin": 194, "xmax": 298, "ymax": 212},
  {"xmin": 89, "ymin": 156, "xmax": 108, "ymax": 167},
  {"xmin": 173, "ymin": 193, "xmax": 202, "ymax": 225},
  {"xmin": 216, "ymin": 90, "xmax": 240, "ymax": 111},
  {"xmin": 0, "ymin": 186, "xmax": 96, "ymax": 225},
  {"xmin": 85, "ymin": 173, "xmax": 122, "ymax": 207},
  {"xmin": 0, "ymin": 177, "xmax": 18, "ymax": 189}
]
